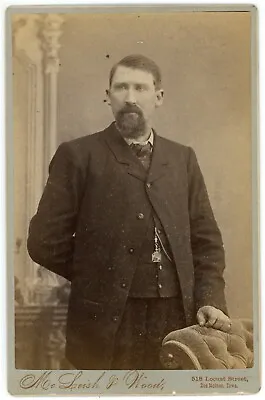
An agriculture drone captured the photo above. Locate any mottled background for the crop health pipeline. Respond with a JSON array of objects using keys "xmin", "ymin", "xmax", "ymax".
[
  {"xmin": 13, "ymin": 11, "xmax": 253, "ymax": 320},
  {"xmin": 57, "ymin": 12, "xmax": 252, "ymax": 318}
]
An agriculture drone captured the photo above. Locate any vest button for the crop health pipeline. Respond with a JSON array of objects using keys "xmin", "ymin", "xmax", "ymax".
[
  {"xmin": 137, "ymin": 213, "xmax": 144, "ymax": 220},
  {"xmin": 121, "ymin": 282, "xmax": 127, "ymax": 288},
  {"xmin": 158, "ymin": 283, "xmax": 162, "ymax": 289},
  {"xmin": 129, "ymin": 248, "xmax": 134, "ymax": 254},
  {"xmin": 158, "ymin": 265, "xmax": 163, "ymax": 270},
  {"xmin": 146, "ymin": 182, "xmax": 151, "ymax": 188},
  {"xmin": 112, "ymin": 316, "xmax": 119, "ymax": 322}
]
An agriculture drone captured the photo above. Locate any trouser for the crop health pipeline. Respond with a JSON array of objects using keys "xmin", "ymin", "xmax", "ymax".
[{"xmin": 110, "ymin": 296, "xmax": 186, "ymax": 370}]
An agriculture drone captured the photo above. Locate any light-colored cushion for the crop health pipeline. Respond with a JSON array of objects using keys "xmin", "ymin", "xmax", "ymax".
[{"xmin": 160, "ymin": 319, "xmax": 253, "ymax": 369}]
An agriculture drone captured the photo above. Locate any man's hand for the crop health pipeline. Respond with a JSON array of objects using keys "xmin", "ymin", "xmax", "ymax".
[{"xmin": 196, "ymin": 306, "xmax": 231, "ymax": 332}]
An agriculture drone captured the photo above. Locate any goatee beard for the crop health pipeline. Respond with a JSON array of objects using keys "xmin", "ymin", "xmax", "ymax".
[{"xmin": 116, "ymin": 106, "xmax": 146, "ymax": 138}]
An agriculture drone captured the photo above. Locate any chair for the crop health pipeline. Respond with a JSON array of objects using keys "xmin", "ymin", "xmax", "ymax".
[{"xmin": 160, "ymin": 319, "xmax": 253, "ymax": 369}]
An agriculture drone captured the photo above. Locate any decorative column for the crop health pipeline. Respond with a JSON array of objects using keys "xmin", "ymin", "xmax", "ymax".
[
  {"xmin": 41, "ymin": 14, "xmax": 64, "ymax": 177},
  {"xmin": 12, "ymin": 15, "xmax": 45, "ymax": 299},
  {"xmin": 37, "ymin": 14, "xmax": 67, "ymax": 289},
  {"xmin": 13, "ymin": 13, "xmax": 66, "ymax": 301}
]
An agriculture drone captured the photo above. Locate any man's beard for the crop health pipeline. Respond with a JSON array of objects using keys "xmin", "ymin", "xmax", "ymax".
[{"xmin": 115, "ymin": 105, "xmax": 147, "ymax": 138}]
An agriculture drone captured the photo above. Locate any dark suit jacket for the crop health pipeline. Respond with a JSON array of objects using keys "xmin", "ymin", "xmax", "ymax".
[{"xmin": 27, "ymin": 122, "xmax": 228, "ymax": 369}]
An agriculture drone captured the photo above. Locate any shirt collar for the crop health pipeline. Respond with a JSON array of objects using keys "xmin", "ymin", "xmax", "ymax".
[{"xmin": 123, "ymin": 129, "xmax": 154, "ymax": 147}]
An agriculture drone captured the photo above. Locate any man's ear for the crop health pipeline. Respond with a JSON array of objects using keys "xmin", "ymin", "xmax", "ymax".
[
  {"xmin": 105, "ymin": 89, "xmax": 111, "ymax": 105},
  {"xmin": 155, "ymin": 89, "xmax": 164, "ymax": 108}
]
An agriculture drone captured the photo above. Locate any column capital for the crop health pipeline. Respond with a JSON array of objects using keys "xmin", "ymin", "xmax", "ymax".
[{"xmin": 41, "ymin": 14, "xmax": 64, "ymax": 74}]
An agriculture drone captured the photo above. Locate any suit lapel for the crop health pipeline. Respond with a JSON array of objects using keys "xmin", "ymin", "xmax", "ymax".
[
  {"xmin": 103, "ymin": 122, "xmax": 147, "ymax": 182},
  {"xmin": 103, "ymin": 123, "xmax": 171, "ymax": 183},
  {"xmin": 147, "ymin": 131, "xmax": 171, "ymax": 183}
]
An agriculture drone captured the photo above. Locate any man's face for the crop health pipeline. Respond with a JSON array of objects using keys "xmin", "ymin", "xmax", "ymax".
[{"xmin": 107, "ymin": 66, "xmax": 163, "ymax": 137}]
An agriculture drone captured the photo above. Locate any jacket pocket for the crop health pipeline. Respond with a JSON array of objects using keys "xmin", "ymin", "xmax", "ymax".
[{"xmin": 81, "ymin": 298, "xmax": 104, "ymax": 321}]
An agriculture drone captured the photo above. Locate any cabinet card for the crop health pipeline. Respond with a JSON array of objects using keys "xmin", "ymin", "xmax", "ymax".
[{"xmin": 6, "ymin": 3, "xmax": 260, "ymax": 396}]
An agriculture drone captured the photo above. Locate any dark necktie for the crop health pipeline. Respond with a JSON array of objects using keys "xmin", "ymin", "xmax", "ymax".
[{"xmin": 130, "ymin": 142, "xmax": 152, "ymax": 171}]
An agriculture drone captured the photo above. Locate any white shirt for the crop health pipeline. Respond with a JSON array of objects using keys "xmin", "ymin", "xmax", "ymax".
[{"xmin": 123, "ymin": 129, "xmax": 154, "ymax": 147}]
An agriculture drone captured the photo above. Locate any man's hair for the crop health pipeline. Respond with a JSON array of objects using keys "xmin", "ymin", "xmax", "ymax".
[{"xmin": 109, "ymin": 54, "xmax": 162, "ymax": 89}]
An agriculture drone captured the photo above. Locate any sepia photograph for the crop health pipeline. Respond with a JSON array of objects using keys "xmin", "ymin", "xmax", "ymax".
[{"xmin": 6, "ymin": 4, "xmax": 259, "ymax": 395}]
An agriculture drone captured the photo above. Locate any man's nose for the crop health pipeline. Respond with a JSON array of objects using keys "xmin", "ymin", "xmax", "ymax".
[{"xmin": 125, "ymin": 88, "xmax": 137, "ymax": 104}]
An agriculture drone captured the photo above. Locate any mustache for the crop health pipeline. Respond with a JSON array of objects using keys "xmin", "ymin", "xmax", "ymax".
[{"xmin": 118, "ymin": 104, "xmax": 142, "ymax": 115}]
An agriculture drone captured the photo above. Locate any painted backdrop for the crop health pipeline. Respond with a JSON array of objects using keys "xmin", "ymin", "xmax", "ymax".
[{"xmin": 59, "ymin": 12, "xmax": 252, "ymax": 318}]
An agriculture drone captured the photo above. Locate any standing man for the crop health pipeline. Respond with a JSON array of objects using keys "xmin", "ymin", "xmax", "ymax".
[{"xmin": 27, "ymin": 54, "xmax": 230, "ymax": 370}]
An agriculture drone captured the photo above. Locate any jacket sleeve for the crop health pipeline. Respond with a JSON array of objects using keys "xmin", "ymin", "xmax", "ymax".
[
  {"xmin": 27, "ymin": 142, "xmax": 86, "ymax": 281},
  {"xmin": 187, "ymin": 147, "xmax": 229, "ymax": 316}
]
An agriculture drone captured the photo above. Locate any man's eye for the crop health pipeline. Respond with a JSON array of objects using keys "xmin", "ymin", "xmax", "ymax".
[
  {"xmin": 115, "ymin": 84, "xmax": 127, "ymax": 90},
  {"xmin": 136, "ymin": 85, "xmax": 145, "ymax": 91}
]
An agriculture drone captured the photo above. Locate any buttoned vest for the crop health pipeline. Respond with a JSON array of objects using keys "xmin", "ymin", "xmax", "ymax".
[{"xmin": 128, "ymin": 143, "xmax": 181, "ymax": 298}]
